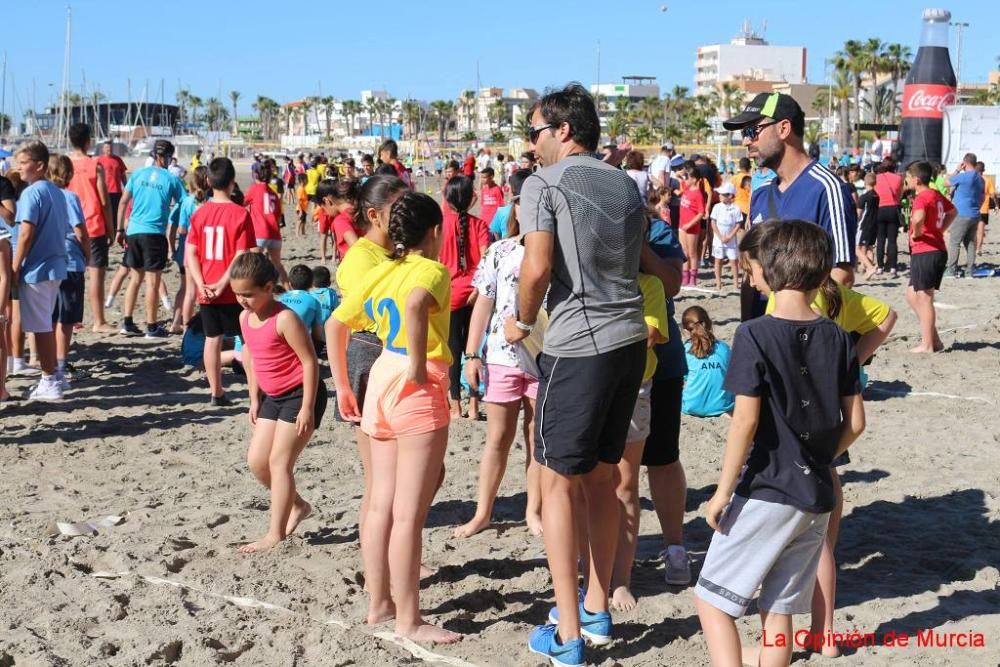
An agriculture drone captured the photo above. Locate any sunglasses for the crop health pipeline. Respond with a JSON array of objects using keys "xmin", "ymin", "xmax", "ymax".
[
  {"xmin": 527, "ymin": 123, "xmax": 553, "ymax": 143},
  {"xmin": 741, "ymin": 120, "xmax": 779, "ymax": 141}
]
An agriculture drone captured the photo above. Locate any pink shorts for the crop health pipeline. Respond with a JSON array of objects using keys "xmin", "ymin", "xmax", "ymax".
[
  {"xmin": 483, "ymin": 363, "xmax": 538, "ymax": 403},
  {"xmin": 361, "ymin": 351, "xmax": 451, "ymax": 439}
]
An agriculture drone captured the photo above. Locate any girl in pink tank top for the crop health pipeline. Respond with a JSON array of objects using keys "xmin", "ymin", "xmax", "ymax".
[{"xmin": 229, "ymin": 252, "xmax": 327, "ymax": 554}]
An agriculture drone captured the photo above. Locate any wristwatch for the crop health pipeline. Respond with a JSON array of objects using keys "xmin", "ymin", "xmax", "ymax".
[{"xmin": 462, "ymin": 353, "xmax": 480, "ymax": 363}]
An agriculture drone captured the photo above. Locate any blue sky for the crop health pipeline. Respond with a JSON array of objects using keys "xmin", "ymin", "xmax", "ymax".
[{"xmin": 2, "ymin": 0, "xmax": 994, "ymax": 121}]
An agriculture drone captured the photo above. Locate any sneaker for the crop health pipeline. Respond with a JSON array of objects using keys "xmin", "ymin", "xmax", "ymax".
[
  {"xmin": 56, "ymin": 371, "xmax": 71, "ymax": 393},
  {"xmin": 547, "ymin": 601, "xmax": 612, "ymax": 646},
  {"xmin": 663, "ymin": 544, "xmax": 692, "ymax": 586},
  {"xmin": 144, "ymin": 325, "xmax": 170, "ymax": 339},
  {"xmin": 210, "ymin": 394, "xmax": 232, "ymax": 407},
  {"xmin": 160, "ymin": 296, "xmax": 173, "ymax": 311},
  {"xmin": 28, "ymin": 376, "xmax": 64, "ymax": 402},
  {"xmin": 528, "ymin": 624, "xmax": 585, "ymax": 667},
  {"xmin": 104, "ymin": 296, "xmax": 114, "ymax": 309},
  {"xmin": 10, "ymin": 362, "xmax": 42, "ymax": 377},
  {"xmin": 120, "ymin": 322, "xmax": 143, "ymax": 336}
]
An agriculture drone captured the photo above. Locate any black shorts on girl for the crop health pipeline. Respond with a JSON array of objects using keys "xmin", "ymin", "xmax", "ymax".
[
  {"xmin": 259, "ymin": 382, "xmax": 328, "ymax": 426},
  {"xmin": 334, "ymin": 331, "xmax": 382, "ymax": 422}
]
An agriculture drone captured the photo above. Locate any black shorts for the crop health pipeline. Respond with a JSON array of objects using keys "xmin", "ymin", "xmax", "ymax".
[
  {"xmin": 200, "ymin": 302, "xmax": 243, "ymax": 338},
  {"xmin": 88, "ymin": 236, "xmax": 110, "ymax": 269},
  {"xmin": 910, "ymin": 250, "xmax": 947, "ymax": 291},
  {"xmin": 124, "ymin": 233, "xmax": 168, "ymax": 272},
  {"xmin": 259, "ymin": 382, "xmax": 328, "ymax": 426},
  {"xmin": 981, "ymin": 213, "xmax": 989, "ymax": 225},
  {"xmin": 334, "ymin": 332, "xmax": 382, "ymax": 422},
  {"xmin": 108, "ymin": 192, "xmax": 122, "ymax": 231},
  {"xmin": 53, "ymin": 271, "xmax": 85, "ymax": 325},
  {"xmin": 857, "ymin": 217, "xmax": 877, "ymax": 247},
  {"xmin": 641, "ymin": 375, "xmax": 684, "ymax": 467},
  {"xmin": 534, "ymin": 340, "xmax": 646, "ymax": 475}
]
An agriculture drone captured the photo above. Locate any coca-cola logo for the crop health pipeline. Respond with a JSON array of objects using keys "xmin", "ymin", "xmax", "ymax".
[{"xmin": 906, "ymin": 88, "xmax": 956, "ymax": 113}]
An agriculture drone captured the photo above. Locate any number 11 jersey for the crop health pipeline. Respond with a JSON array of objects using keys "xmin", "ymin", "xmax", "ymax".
[{"xmin": 187, "ymin": 200, "xmax": 257, "ymax": 304}]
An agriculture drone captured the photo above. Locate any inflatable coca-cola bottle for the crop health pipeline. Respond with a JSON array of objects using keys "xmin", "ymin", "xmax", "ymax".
[{"xmin": 897, "ymin": 8, "xmax": 957, "ymax": 168}]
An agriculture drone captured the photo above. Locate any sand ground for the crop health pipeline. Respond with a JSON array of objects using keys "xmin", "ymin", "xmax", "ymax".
[{"xmin": 1, "ymin": 164, "xmax": 998, "ymax": 666}]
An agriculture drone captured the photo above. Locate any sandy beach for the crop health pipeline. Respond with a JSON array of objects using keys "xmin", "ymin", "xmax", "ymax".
[{"xmin": 1, "ymin": 165, "xmax": 998, "ymax": 666}]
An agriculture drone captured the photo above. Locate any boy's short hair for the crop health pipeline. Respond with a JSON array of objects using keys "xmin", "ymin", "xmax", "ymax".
[
  {"xmin": 208, "ymin": 157, "xmax": 236, "ymax": 189},
  {"xmin": 864, "ymin": 173, "xmax": 877, "ymax": 186},
  {"xmin": 312, "ymin": 265, "xmax": 332, "ymax": 288},
  {"xmin": 906, "ymin": 161, "xmax": 933, "ymax": 186},
  {"xmin": 757, "ymin": 220, "xmax": 832, "ymax": 293},
  {"xmin": 288, "ymin": 264, "xmax": 313, "ymax": 290},
  {"xmin": 68, "ymin": 123, "xmax": 92, "ymax": 150}
]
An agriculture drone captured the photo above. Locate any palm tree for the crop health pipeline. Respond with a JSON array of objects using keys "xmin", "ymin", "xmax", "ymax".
[
  {"xmin": 189, "ymin": 95, "xmax": 203, "ymax": 130},
  {"xmin": 631, "ymin": 125, "xmax": 654, "ymax": 146},
  {"xmin": 969, "ymin": 85, "xmax": 1000, "ymax": 105},
  {"xmin": 513, "ymin": 110, "xmax": 530, "ymax": 141},
  {"xmin": 638, "ymin": 96, "xmax": 661, "ymax": 132},
  {"xmin": 863, "ymin": 88, "xmax": 899, "ymax": 125},
  {"xmin": 460, "ymin": 89, "xmax": 477, "ymax": 132},
  {"xmin": 861, "ymin": 38, "xmax": 886, "ymax": 123},
  {"xmin": 320, "ymin": 96, "xmax": 335, "ymax": 138},
  {"xmin": 300, "ymin": 98, "xmax": 314, "ymax": 135},
  {"xmin": 606, "ymin": 115, "xmax": 628, "ymax": 143},
  {"xmin": 719, "ymin": 82, "xmax": 744, "ymax": 121},
  {"xmin": 340, "ymin": 99, "xmax": 360, "ymax": 137},
  {"xmin": 429, "ymin": 100, "xmax": 450, "ymax": 143},
  {"xmin": 884, "ymin": 43, "xmax": 913, "ymax": 124},
  {"xmin": 831, "ymin": 70, "xmax": 853, "ymax": 150},
  {"xmin": 365, "ymin": 97, "xmax": 380, "ymax": 137},
  {"xmin": 834, "ymin": 40, "xmax": 866, "ymax": 147},
  {"xmin": 229, "ymin": 90, "xmax": 241, "ymax": 134},
  {"xmin": 176, "ymin": 89, "xmax": 190, "ymax": 127}
]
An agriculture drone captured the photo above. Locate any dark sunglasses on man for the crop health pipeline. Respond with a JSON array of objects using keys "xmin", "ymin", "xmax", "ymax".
[
  {"xmin": 526, "ymin": 123, "xmax": 553, "ymax": 143},
  {"xmin": 741, "ymin": 120, "xmax": 780, "ymax": 141}
]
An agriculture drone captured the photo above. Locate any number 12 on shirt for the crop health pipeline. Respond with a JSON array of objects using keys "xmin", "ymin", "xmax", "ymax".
[
  {"xmin": 203, "ymin": 227, "xmax": 225, "ymax": 261},
  {"xmin": 364, "ymin": 297, "xmax": 406, "ymax": 354}
]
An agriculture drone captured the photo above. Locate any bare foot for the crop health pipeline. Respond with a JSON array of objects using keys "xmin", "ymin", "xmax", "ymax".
[
  {"xmin": 238, "ymin": 533, "xmax": 283, "ymax": 553},
  {"xmin": 910, "ymin": 344, "xmax": 939, "ymax": 354},
  {"xmin": 367, "ymin": 599, "xmax": 395, "ymax": 624},
  {"xmin": 420, "ymin": 562, "xmax": 436, "ymax": 578},
  {"xmin": 741, "ymin": 644, "xmax": 760, "ymax": 667},
  {"xmin": 91, "ymin": 323, "xmax": 116, "ymax": 334},
  {"xmin": 168, "ymin": 324, "xmax": 184, "ymax": 335},
  {"xmin": 453, "ymin": 515, "xmax": 491, "ymax": 538},
  {"xmin": 810, "ymin": 642, "xmax": 842, "ymax": 658},
  {"xmin": 285, "ymin": 500, "xmax": 313, "ymax": 536},
  {"xmin": 610, "ymin": 585, "xmax": 638, "ymax": 612},
  {"xmin": 400, "ymin": 622, "xmax": 463, "ymax": 645},
  {"xmin": 525, "ymin": 512, "xmax": 543, "ymax": 537}
]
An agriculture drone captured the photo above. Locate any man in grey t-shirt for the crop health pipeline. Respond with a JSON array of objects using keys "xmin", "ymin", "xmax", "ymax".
[{"xmin": 504, "ymin": 83, "xmax": 648, "ymax": 664}]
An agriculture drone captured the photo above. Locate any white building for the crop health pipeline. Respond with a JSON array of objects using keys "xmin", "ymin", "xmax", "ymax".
[
  {"xmin": 590, "ymin": 78, "xmax": 661, "ymax": 105},
  {"xmin": 457, "ymin": 87, "xmax": 539, "ymax": 136},
  {"xmin": 695, "ymin": 21, "xmax": 806, "ymax": 96}
]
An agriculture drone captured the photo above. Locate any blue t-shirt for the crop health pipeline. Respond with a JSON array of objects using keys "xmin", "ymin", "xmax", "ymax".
[
  {"xmin": 309, "ymin": 286, "xmax": 340, "ymax": 323},
  {"xmin": 949, "ymin": 170, "xmax": 985, "ymax": 218},
  {"xmin": 124, "ymin": 165, "xmax": 186, "ymax": 235},
  {"xmin": 489, "ymin": 205, "xmax": 513, "ymax": 240},
  {"xmin": 682, "ymin": 340, "xmax": 735, "ymax": 417},
  {"xmin": 171, "ymin": 194, "xmax": 198, "ymax": 264},
  {"xmin": 750, "ymin": 168, "xmax": 775, "ymax": 192},
  {"xmin": 277, "ymin": 289, "xmax": 323, "ymax": 331},
  {"xmin": 646, "ymin": 217, "xmax": 687, "ymax": 379},
  {"xmin": 61, "ymin": 190, "xmax": 87, "ymax": 273},
  {"xmin": 15, "ymin": 180, "xmax": 69, "ymax": 284},
  {"xmin": 749, "ymin": 160, "xmax": 857, "ymax": 265}
]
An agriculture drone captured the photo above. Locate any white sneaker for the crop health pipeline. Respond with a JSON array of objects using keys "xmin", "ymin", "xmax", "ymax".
[
  {"xmin": 161, "ymin": 296, "xmax": 172, "ymax": 311},
  {"xmin": 28, "ymin": 376, "xmax": 64, "ymax": 402},
  {"xmin": 10, "ymin": 361, "xmax": 41, "ymax": 377},
  {"xmin": 104, "ymin": 296, "xmax": 114, "ymax": 309},
  {"xmin": 662, "ymin": 544, "xmax": 692, "ymax": 586},
  {"xmin": 56, "ymin": 371, "xmax": 71, "ymax": 393}
]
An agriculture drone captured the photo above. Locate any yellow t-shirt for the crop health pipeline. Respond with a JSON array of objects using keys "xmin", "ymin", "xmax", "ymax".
[
  {"xmin": 765, "ymin": 284, "xmax": 890, "ymax": 334},
  {"xmin": 336, "ymin": 237, "xmax": 390, "ymax": 334},
  {"xmin": 638, "ymin": 273, "xmax": 669, "ymax": 382},
  {"xmin": 731, "ymin": 172, "xmax": 751, "ymax": 215},
  {"xmin": 334, "ymin": 254, "xmax": 452, "ymax": 363},
  {"xmin": 317, "ymin": 163, "xmax": 328, "ymax": 180},
  {"xmin": 305, "ymin": 167, "xmax": 320, "ymax": 196},
  {"xmin": 980, "ymin": 177, "xmax": 995, "ymax": 215},
  {"xmin": 191, "ymin": 156, "xmax": 201, "ymax": 170}
]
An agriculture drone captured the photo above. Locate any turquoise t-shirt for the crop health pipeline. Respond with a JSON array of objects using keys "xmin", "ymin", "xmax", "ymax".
[
  {"xmin": 489, "ymin": 205, "xmax": 512, "ymax": 240},
  {"xmin": 124, "ymin": 165, "xmax": 186, "ymax": 235},
  {"xmin": 682, "ymin": 340, "xmax": 735, "ymax": 417},
  {"xmin": 277, "ymin": 289, "xmax": 323, "ymax": 331},
  {"xmin": 15, "ymin": 180, "xmax": 69, "ymax": 284},
  {"xmin": 309, "ymin": 286, "xmax": 339, "ymax": 323},
  {"xmin": 170, "ymin": 194, "xmax": 198, "ymax": 264}
]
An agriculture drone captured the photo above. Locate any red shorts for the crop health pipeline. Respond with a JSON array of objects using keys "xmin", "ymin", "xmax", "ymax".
[{"xmin": 361, "ymin": 351, "xmax": 451, "ymax": 439}]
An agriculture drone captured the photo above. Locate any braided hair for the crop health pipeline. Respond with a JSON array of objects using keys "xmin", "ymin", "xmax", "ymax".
[
  {"xmin": 388, "ymin": 192, "xmax": 443, "ymax": 260},
  {"xmin": 444, "ymin": 174, "xmax": 474, "ymax": 271}
]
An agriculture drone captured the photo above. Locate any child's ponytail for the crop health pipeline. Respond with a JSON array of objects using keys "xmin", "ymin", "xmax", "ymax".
[
  {"xmin": 189, "ymin": 166, "xmax": 209, "ymax": 204},
  {"xmin": 819, "ymin": 276, "xmax": 843, "ymax": 321},
  {"xmin": 387, "ymin": 192, "xmax": 443, "ymax": 260},
  {"xmin": 682, "ymin": 305, "xmax": 717, "ymax": 359}
]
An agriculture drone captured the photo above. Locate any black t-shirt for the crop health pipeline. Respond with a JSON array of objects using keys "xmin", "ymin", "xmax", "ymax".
[
  {"xmin": 858, "ymin": 190, "xmax": 879, "ymax": 226},
  {"xmin": 0, "ymin": 176, "xmax": 15, "ymax": 203},
  {"xmin": 724, "ymin": 315, "xmax": 861, "ymax": 513}
]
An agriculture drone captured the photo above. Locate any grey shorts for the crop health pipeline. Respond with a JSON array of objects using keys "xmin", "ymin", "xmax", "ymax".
[
  {"xmin": 334, "ymin": 331, "xmax": 382, "ymax": 422},
  {"xmin": 695, "ymin": 496, "xmax": 829, "ymax": 617},
  {"xmin": 626, "ymin": 381, "xmax": 652, "ymax": 443}
]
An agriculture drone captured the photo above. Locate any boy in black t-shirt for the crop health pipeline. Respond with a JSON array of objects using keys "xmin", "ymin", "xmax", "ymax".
[
  {"xmin": 856, "ymin": 173, "xmax": 880, "ymax": 280},
  {"xmin": 694, "ymin": 220, "xmax": 866, "ymax": 667}
]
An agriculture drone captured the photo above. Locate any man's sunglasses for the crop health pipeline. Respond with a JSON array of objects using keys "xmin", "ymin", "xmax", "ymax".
[
  {"xmin": 527, "ymin": 123, "xmax": 553, "ymax": 143},
  {"xmin": 741, "ymin": 120, "xmax": 779, "ymax": 141}
]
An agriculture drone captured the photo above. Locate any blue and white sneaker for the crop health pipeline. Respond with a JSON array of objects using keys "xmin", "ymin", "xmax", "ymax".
[
  {"xmin": 547, "ymin": 602, "xmax": 612, "ymax": 646},
  {"xmin": 528, "ymin": 624, "xmax": 585, "ymax": 667}
]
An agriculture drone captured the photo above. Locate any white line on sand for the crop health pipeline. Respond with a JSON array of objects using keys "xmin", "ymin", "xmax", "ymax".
[
  {"xmin": 866, "ymin": 387, "xmax": 993, "ymax": 403},
  {"xmin": 91, "ymin": 571, "xmax": 478, "ymax": 667},
  {"xmin": 934, "ymin": 302, "xmax": 962, "ymax": 310},
  {"xmin": 680, "ymin": 286, "xmax": 718, "ymax": 294}
]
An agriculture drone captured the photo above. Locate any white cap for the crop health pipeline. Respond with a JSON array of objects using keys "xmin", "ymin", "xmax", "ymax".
[{"xmin": 714, "ymin": 182, "xmax": 736, "ymax": 196}]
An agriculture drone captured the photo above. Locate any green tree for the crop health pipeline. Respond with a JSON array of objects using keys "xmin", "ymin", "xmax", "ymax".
[
  {"xmin": 189, "ymin": 95, "xmax": 203, "ymax": 129},
  {"xmin": 884, "ymin": 43, "xmax": 913, "ymax": 124},
  {"xmin": 321, "ymin": 96, "xmax": 336, "ymax": 138},
  {"xmin": 430, "ymin": 100, "xmax": 455, "ymax": 143},
  {"xmin": 229, "ymin": 90, "xmax": 241, "ymax": 133},
  {"xmin": 0, "ymin": 113, "xmax": 11, "ymax": 135},
  {"xmin": 834, "ymin": 40, "xmax": 866, "ymax": 147}
]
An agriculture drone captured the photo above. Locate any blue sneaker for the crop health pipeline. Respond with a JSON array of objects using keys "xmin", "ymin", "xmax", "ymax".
[
  {"xmin": 547, "ymin": 601, "xmax": 612, "ymax": 646},
  {"xmin": 528, "ymin": 624, "xmax": 585, "ymax": 667}
]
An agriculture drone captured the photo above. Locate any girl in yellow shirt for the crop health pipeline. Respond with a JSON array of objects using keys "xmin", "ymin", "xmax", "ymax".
[{"xmin": 328, "ymin": 191, "xmax": 460, "ymax": 645}]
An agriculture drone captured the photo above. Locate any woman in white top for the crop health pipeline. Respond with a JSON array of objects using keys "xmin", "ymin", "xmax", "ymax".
[{"xmin": 625, "ymin": 150, "xmax": 651, "ymax": 205}]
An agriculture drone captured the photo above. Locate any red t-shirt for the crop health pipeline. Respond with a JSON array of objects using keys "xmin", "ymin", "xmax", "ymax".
[
  {"xmin": 910, "ymin": 188, "xmax": 954, "ymax": 254},
  {"xmin": 315, "ymin": 209, "xmax": 332, "ymax": 234},
  {"xmin": 188, "ymin": 201, "xmax": 256, "ymax": 304},
  {"xmin": 391, "ymin": 160, "xmax": 413, "ymax": 188},
  {"xmin": 479, "ymin": 184, "xmax": 504, "ymax": 224},
  {"xmin": 679, "ymin": 185, "xmax": 706, "ymax": 233},
  {"xmin": 438, "ymin": 213, "xmax": 490, "ymax": 310},
  {"xmin": 96, "ymin": 154, "xmax": 128, "ymax": 194},
  {"xmin": 462, "ymin": 156, "xmax": 475, "ymax": 178},
  {"xmin": 332, "ymin": 209, "xmax": 362, "ymax": 260},
  {"xmin": 875, "ymin": 172, "xmax": 903, "ymax": 208},
  {"xmin": 244, "ymin": 182, "xmax": 281, "ymax": 241}
]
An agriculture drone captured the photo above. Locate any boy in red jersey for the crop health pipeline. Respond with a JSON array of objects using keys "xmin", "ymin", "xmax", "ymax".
[
  {"xmin": 905, "ymin": 161, "xmax": 957, "ymax": 354},
  {"xmin": 186, "ymin": 158, "xmax": 257, "ymax": 405}
]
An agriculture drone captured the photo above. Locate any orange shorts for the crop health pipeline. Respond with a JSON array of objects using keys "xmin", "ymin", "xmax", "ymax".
[{"xmin": 361, "ymin": 351, "xmax": 451, "ymax": 439}]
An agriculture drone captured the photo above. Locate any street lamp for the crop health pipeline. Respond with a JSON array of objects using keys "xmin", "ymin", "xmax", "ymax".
[{"xmin": 950, "ymin": 21, "xmax": 970, "ymax": 90}]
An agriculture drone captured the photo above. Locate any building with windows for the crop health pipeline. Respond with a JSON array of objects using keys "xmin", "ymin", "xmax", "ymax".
[
  {"xmin": 695, "ymin": 22, "xmax": 806, "ymax": 97},
  {"xmin": 456, "ymin": 87, "xmax": 538, "ymax": 137}
]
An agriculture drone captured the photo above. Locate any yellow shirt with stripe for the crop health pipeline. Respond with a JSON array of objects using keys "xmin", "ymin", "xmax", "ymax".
[
  {"xmin": 334, "ymin": 254, "xmax": 452, "ymax": 363},
  {"xmin": 638, "ymin": 273, "xmax": 669, "ymax": 382},
  {"xmin": 336, "ymin": 237, "xmax": 390, "ymax": 334},
  {"xmin": 765, "ymin": 284, "xmax": 890, "ymax": 334}
]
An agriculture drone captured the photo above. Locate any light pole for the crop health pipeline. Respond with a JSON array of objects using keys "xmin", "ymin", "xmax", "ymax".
[{"xmin": 950, "ymin": 21, "xmax": 970, "ymax": 91}]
